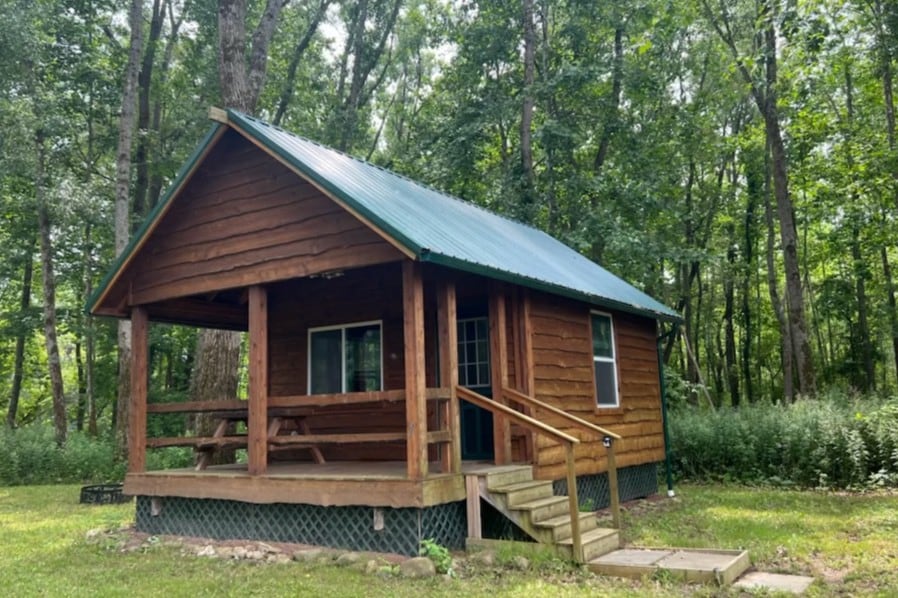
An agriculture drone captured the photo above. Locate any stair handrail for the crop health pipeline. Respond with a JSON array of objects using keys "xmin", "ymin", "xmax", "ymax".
[
  {"xmin": 501, "ymin": 387, "xmax": 621, "ymax": 440},
  {"xmin": 501, "ymin": 386, "xmax": 622, "ymax": 529},
  {"xmin": 456, "ymin": 385, "xmax": 584, "ymax": 562}
]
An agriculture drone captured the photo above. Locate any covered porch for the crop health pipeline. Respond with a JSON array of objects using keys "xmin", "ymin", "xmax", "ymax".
[{"xmin": 123, "ymin": 260, "xmax": 532, "ymax": 508}]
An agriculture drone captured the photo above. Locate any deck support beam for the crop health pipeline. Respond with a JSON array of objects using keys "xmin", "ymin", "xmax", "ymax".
[
  {"xmin": 437, "ymin": 280, "xmax": 461, "ymax": 474},
  {"xmin": 403, "ymin": 261, "xmax": 428, "ymax": 479},
  {"xmin": 247, "ymin": 285, "xmax": 268, "ymax": 475},
  {"xmin": 489, "ymin": 283, "xmax": 511, "ymax": 464},
  {"xmin": 128, "ymin": 306, "xmax": 148, "ymax": 473}
]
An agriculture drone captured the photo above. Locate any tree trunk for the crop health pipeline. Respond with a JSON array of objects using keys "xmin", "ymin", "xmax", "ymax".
[
  {"xmin": 190, "ymin": 329, "xmax": 241, "ymax": 439},
  {"xmin": 760, "ymin": 15, "xmax": 814, "ymax": 396},
  {"xmin": 218, "ymin": 0, "xmax": 288, "ymax": 114},
  {"xmin": 763, "ymin": 154, "xmax": 793, "ymax": 402},
  {"xmin": 843, "ymin": 66, "xmax": 874, "ymax": 390},
  {"xmin": 520, "ymin": 0, "xmax": 537, "ymax": 216},
  {"xmin": 114, "ymin": 0, "xmax": 145, "ymax": 459},
  {"xmin": 875, "ymin": 0, "xmax": 898, "ymax": 385},
  {"xmin": 740, "ymin": 151, "xmax": 757, "ymax": 403},
  {"xmin": 6, "ymin": 243, "xmax": 34, "ymax": 428},
  {"xmin": 724, "ymin": 223, "xmax": 739, "ymax": 406},
  {"xmin": 273, "ymin": 0, "xmax": 331, "ymax": 126},
  {"xmin": 36, "ymin": 134, "xmax": 66, "ymax": 447},
  {"xmin": 133, "ymin": 0, "xmax": 166, "ymax": 223}
]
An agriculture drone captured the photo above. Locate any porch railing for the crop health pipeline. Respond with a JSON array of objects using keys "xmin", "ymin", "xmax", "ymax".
[
  {"xmin": 144, "ymin": 388, "xmax": 453, "ymax": 469},
  {"xmin": 456, "ymin": 385, "xmax": 587, "ymax": 562},
  {"xmin": 500, "ymin": 386, "xmax": 623, "ymax": 529}
]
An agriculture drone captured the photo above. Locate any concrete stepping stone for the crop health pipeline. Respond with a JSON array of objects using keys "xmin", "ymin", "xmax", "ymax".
[{"xmin": 733, "ymin": 571, "xmax": 815, "ymax": 594}]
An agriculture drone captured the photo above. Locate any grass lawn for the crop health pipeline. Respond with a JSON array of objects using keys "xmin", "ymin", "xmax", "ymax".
[{"xmin": 1, "ymin": 483, "xmax": 895, "ymax": 597}]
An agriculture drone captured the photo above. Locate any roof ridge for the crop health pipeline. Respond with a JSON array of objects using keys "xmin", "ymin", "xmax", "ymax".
[{"xmin": 231, "ymin": 110, "xmax": 554, "ymax": 240}]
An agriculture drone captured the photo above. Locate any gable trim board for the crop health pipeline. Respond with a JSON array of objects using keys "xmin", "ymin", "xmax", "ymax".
[{"xmin": 88, "ymin": 109, "xmax": 680, "ymax": 324}]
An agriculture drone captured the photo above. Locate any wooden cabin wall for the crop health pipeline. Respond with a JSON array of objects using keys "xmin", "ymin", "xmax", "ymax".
[
  {"xmin": 529, "ymin": 292, "xmax": 664, "ymax": 481},
  {"xmin": 118, "ymin": 130, "xmax": 403, "ymax": 307},
  {"xmin": 267, "ymin": 264, "xmax": 442, "ymax": 462}
]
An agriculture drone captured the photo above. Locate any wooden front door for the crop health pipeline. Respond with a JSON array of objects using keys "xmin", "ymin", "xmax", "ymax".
[{"xmin": 457, "ymin": 317, "xmax": 494, "ymax": 460}]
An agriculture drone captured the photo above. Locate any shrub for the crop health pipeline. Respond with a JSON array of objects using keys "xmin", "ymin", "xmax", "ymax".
[
  {"xmin": 669, "ymin": 396, "xmax": 898, "ymax": 489},
  {"xmin": 0, "ymin": 425, "xmax": 192, "ymax": 486}
]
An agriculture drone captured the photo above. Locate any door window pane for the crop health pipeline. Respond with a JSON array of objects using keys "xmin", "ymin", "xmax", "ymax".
[{"xmin": 458, "ymin": 317, "xmax": 490, "ymax": 387}]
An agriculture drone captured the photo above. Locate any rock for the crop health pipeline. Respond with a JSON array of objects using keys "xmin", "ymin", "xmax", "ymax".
[
  {"xmin": 267, "ymin": 553, "xmax": 291, "ymax": 564},
  {"xmin": 197, "ymin": 545, "xmax": 216, "ymax": 558},
  {"xmin": 258, "ymin": 542, "xmax": 280, "ymax": 554},
  {"xmin": 293, "ymin": 548, "xmax": 326, "ymax": 562},
  {"xmin": 510, "ymin": 556, "xmax": 530, "ymax": 571},
  {"xmin": 217, "ymin": 547, "xmax": 234, "ymax": 559},
  {"xmin": 336, "ymin": 552, "xmax": 363, "ymax": 567},
  {"xmin": 233, "ymin": 547, "xmax": 247, "ymax": 559},
  {"xmin": 365, "ymin": 560, "xmax": 380, "ymax": 574},
  {"xmin": 247, "ymin": 550, "xmax": 265, "ymax": 560},
  {"xmin": 399, "ymin": 557, "xmax": 437, "ymax": 578},
  {"xmin": 85, "ymin": 528, "xmax": 105, "ymax": 540},
  {"xmin": 470, "ymin": 550, "xmax": 496, "ymax": 566}
]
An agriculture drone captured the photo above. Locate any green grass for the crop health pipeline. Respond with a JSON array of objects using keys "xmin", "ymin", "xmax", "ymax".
[{"xmin": 1, "ymin": 484, "xmax": 896, "ymax": 596}]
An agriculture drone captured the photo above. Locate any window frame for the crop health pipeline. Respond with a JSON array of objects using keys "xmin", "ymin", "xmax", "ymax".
[
  {"xmin": 457, "ymin": 316, "xmax": 491, "ymax": 389},
  {"xmin": 307, "ymin": 319, "xmax": 383, "ymax": 394},
  {"xmin": 590, "ymin": 310, "xmax": 620, "ymax": 409}
]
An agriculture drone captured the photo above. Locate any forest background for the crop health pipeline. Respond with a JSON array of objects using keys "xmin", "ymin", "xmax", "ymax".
[{"xmin": 2, "ymin": 0, "xmax": 898, "ymax": 487}]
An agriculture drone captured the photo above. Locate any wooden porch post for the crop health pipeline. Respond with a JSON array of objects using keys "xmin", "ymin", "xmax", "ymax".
[
  {"xmin": 489, "ymin": 283, "xmax": 512, "ymax": 464},
  {"xmin": 247, "ymin": 285, "xmax": 268, "ymax": 476},
  {"xmin": 128, "ymin": 306, "xmax": 148, "ymax": 474},
  {"xmin": 403, "ymin": 261, "xmax": 428, "ymax": 479},
  {"xmin": 437, "ymin": 280, "xmax": 461, "ymax": 473}
]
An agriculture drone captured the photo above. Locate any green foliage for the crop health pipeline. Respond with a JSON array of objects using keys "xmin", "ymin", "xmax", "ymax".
[
  {"xmin": 670, "ymin": 395, "xmax": 898, "ymax": 489},
  {"xmin": 0, "ymin": 425, "xmax": 192, "ymax": 485},
  {"xmin": 419, "ymin": 538, "xmax": 453, "ymax": 575}
]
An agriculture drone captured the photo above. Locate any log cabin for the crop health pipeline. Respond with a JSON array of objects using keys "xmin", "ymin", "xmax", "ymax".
[{"xmin": 88, "ymin": 108, "xmax": 681, "ymax": 562}]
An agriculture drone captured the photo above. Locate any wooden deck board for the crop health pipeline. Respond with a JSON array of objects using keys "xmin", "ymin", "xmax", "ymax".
[{"xmin": 123, "ymin": 460, "xmax": 468, "ymax": 507}]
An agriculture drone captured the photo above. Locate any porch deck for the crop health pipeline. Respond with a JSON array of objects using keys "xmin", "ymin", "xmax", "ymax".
[{"xmin": 123, "ymin": 460, "xmax": 494, "ymax": 508}]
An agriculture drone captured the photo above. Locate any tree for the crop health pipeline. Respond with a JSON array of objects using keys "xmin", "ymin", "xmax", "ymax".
[{"xmin": 113, "ymin": 0, "xmax": 145, "ymax": 458}]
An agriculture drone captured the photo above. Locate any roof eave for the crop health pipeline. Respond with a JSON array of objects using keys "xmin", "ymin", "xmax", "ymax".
[{"xmin": 420, "ymin": 251, "xmax": 683, "ymax": 323}]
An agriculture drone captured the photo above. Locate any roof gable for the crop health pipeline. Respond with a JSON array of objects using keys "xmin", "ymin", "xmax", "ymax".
[{"xmin": 89, "ymin": 110, "xmax": 679, "ymax": 322}]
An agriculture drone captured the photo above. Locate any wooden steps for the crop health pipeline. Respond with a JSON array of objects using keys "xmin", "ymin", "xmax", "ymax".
[
  {"xmin": 467, "ymin": 464, "xmax": 620, "ymax": 562},
  {"xmin": 466, "ymin": 465, "xmax": 751, "ymax": 586}
]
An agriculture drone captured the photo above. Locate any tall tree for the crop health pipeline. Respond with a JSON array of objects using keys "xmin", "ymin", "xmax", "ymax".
[
  {"xmin": 114, "ymin": 0, "xmax": 146, "ymax": 457},
  {"xmin": 703, "ymin": 0, "xmax": 816, "ymax": 398}
]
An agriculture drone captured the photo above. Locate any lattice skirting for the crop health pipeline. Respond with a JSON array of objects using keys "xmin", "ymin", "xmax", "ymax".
[
  {"xmin": 135, "ymin": 497, "xmax": 466, "ymax": 556},
  {"xmin": 553, "ymin": 462, "xmax": 659, "ymax": 509},
  {"xmin": 133, "ymin": 463, "xmax": 658, "ymax": 554}
]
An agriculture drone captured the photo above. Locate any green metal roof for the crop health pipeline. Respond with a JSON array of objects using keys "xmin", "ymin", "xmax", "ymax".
[{"xmin": 89, "ymin": 109, "xmax": 680, "ymax": 322}]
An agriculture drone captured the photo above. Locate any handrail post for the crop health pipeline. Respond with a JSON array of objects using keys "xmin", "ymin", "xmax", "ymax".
[
  {"xmin": 604, "ymin": 435, "xmax": 621, "ymax": 529},
  {"xmin": 564, "ymin": 443, "xmax": 582, "ymax": 563}
]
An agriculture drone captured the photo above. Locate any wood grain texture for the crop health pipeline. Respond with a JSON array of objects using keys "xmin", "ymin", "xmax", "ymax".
[
  {"xmin": 489, "ymin": 284, "xmax": 511, "ymax": 464},
  {"xmin": 128, "ymin": 306, "xmax": 148, "ymax": 473},
  {"xmin": 437, "ymin": 280, "xmax": 461, "ymax": 473},
  {"xmin": 529, "ymin": 292, "xmax": 664, "ymax": 480},
  {"xmin": 107, "ymin": 130, "xmax": 403, "ymax": 308},
  {"xmin": 247, "ymin": 285, "xmax": 268, "ymax": 475},
  {"xmin": 403, "ymin": 261, "xmax": 428, "ymax": 479}
]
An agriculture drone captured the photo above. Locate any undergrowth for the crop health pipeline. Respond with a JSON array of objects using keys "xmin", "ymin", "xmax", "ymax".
[{"xmin": 670, "ymin": 394, "xmax": 898, "ymax": 489}]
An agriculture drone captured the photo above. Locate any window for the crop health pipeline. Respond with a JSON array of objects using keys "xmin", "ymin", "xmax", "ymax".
[
  {"xmin": 308, "ymin": 321, "xmax": 382, "ymax": 394},
  {"xmin": 591, "ymin": 312, "xmax": 619, "ymax": 408},
  {"xmin": 457, "ymin": 317, "xmax": 490, "ymax": 388}
]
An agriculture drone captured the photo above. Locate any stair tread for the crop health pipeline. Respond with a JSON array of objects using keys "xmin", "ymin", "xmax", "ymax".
[
  {"xmin": 489, "ymin": 480, "xmax": 553, "ymax": 493},
  {"xmin": 514, "ymin": 496, "xmax": 569, "ymax": 510},
  {"xmin": 558, "ymin": 527, "xmax": 618, "ymax": 546},
  {"xmin": 533, "ymin": 511, "xmax": 595, "ymax": 528}
]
